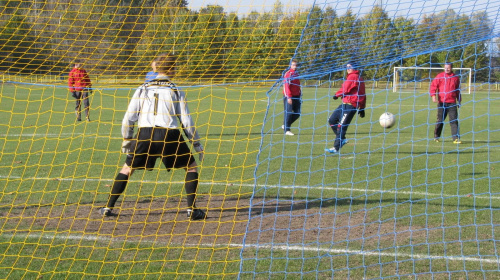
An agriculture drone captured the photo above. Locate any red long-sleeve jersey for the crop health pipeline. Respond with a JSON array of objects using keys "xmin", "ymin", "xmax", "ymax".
[
  {"xmin": 335, "ymin": 70, "xmax": 366, "ymax": 109},
  {"xmin": 68, "ymin": 68, "xmax": 92, "ymax": 92},
  {"xmin": 283, "ymin": 69, "xmax": 301, "ymax": 98},
  {"xmin": 429, "ymin": 71, "xmax": 461, "ymax": 104}
]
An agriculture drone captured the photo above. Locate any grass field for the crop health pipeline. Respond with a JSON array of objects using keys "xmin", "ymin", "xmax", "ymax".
[{"xmin": 1, "ymin": 81, "xmax": 500, "ymax": 279}]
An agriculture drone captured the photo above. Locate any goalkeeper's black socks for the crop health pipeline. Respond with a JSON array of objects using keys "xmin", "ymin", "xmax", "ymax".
[
  {"xmin": 184, "ymin": 172, "xmax": 199, "ymax": 208},
  {"xmin": 107, "ymin": 173, "xmax": 129, "ymax": 208}
]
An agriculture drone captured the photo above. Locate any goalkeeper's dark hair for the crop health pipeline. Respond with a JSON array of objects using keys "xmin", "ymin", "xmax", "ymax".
[{"xmin": 155, "ymin": 53, "xmax": 177, "ymax": 75}]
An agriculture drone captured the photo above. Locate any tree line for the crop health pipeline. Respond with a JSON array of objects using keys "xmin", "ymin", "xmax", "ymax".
[{"xmin": 0, "ymin": 0, "xmax": 498, "ymax": 82}]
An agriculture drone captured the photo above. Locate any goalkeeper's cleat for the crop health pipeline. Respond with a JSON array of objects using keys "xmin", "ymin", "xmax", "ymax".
[
  {"xmin": 187, "ymin": 208, "xmax": 206, "ymax": 220},
  {"xmin": 434, "ymin": 138, "xmax": 440, "ymax": 142},
  {"xmin": 86, "ymin": 117, "xmax": 91, "ymax": 122},
  {"xmin": 99, "ymin": 207, "xmax": 113, "ymax": 217},
  {"xmin": 324, "ymin": 147, "xmax": 338, "ymax": 154},
  {"xmin": 77, "ymin": 117, "xmax": 82, "ymax": 121},
  {"xmin": 340, "ymin": 139, "xmax": 349, "ymax": 148},
  {"xmin": 453, "ymin": 139, "xmax": 462, "ymax": 144},
  {"xmin": 285, "ymin": 131, "xmax": 294, "ymax": 136},
  {"xmin": 281, "ymin": 125, "xmax": 285, "ymax": 130}
]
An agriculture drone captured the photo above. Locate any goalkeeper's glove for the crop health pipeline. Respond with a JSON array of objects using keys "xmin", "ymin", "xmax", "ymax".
[
  {"xmin": 358, "ymin": 109, "xmax": 365, "ymax": 118},
  {"xmin": 71, "ymin": 91, "xmax": 78, "ymax": 99},
  {"xmin": 193, "ymin": 142, "xmax": 204, "ymax": 162},
  {"xmin": 121, "ymin": 139, "xmax": 134, "ymax": 153},
  {"xmin": 332, "ymin": 95, "xmax": 339, "ymax": 100}
]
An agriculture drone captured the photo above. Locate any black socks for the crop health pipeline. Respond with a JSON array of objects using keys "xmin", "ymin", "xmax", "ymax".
[
  {"xmin": 106, "ymin": 173, "xmax": 129, "ymax": 208},
  {"xmin": 184, "ymin": 172, "xmax": 199, "ymax": 208},
  {"xmin": 106, "ymin": 171, "xmax": 198, "ymax": 209}
]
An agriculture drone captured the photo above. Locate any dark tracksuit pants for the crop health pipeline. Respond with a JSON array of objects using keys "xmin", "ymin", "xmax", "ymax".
[
  {"xmin": 283, "ymin": 97, "xmax": 301, "ymax": 131},
  {"xmin": 434, "ymin": 102, "xmax": 460, "ymax": 140},
  {"xmin": 75, "ymin": 90, "xmax": 90, "ymax": 119},
  {"xmin": 328, "ymin": 103, "xmax": 357, "ymax": 151}
]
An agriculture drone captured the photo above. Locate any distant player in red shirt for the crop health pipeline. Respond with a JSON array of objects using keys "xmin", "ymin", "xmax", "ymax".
[
  {"xmin": 68, "ymin": 61, "xmax": 92, "ymax": 121},
  {"xmin": 430, "ymin": 62, "xmax": 462, "ymax": 144},
  {"xmin": 325, "ymin": 62, "xmax": 366, "ymax": 154},
  {"xmin": 282, "ymin": 59, "xmax": 301, "ymax": 136}
]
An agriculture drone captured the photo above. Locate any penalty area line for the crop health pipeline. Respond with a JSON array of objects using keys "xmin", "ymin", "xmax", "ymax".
[
  {"xmin": 1, "ymin": 232, "xmax": 499, "ymax": 265},
  {"xmin": 1, "ymin": 175, "xmax": 499, "ymax": 200}
]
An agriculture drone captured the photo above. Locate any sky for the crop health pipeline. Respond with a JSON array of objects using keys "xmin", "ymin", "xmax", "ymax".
[{"xmin": 187, "ymin": 0, "xmax": 499, "ymax": 34}]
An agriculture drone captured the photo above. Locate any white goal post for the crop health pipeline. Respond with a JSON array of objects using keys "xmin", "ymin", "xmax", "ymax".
[{"xmin": 393, "ymin": 67, "xmax": 472, "ymax": 94}]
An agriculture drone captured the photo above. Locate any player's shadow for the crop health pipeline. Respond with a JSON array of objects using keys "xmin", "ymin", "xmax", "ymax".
[
  {"xmin": 205, "ymin": 132, "xmax": 263, "ymax": 137},
  {"xmin": 249, "ymin": 197, "xmax": 394, "ymax": 215},
  {"xmin": 380, "ymin": 149, "xmax": 489, "ymax": 155},
  {"xmin": 469, "ymin": 140, "xmax": 500, "ymax": 144},
  {"xmin": 462, "ymin": 172, "xmax": 487, "ymax": 176},
  {"xmin": 247, "ymin": 196, "xmax": 499, "ymax": 216}
]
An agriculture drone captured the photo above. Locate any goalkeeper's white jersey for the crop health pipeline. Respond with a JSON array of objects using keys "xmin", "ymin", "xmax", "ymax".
[{"xmin": 121, "ymin": 76, "xmax": 200, "ymax": 143}]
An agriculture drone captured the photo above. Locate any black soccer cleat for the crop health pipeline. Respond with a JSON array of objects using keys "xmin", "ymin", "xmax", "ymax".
[
  {"xmin": 99, "ymin": 207, "xmax": 114, "ymax": 217},
  {"xmin": 187, "ymin": 208, "xmax": 206, "ymax": 220}
]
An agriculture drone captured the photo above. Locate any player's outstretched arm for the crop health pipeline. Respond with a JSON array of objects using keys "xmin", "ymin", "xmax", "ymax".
[{"xmin": 121, "ymin": 88, "xmax": 142, "ymax": 142}]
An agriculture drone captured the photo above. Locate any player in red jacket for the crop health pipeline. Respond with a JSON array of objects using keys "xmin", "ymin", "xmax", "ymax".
[
  {"xmin": 430, "ymin": 63, "xmax": 462, "ymax": 144},
  {"xmin": 325, "ymin": 62, "xmax": 366, "ymax": 154},
  {"xmin": 68, "ymin": 61, "xmax": 92, "ymax": 121},
  {"xmin": 282, "ymin": 59, "xmax": 301, "ymax": 136}
]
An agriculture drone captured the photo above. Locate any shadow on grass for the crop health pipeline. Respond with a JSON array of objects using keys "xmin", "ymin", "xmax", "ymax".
[{"xmin": 245, "ymin": 195, "xmax": 500, "ymax": 216}]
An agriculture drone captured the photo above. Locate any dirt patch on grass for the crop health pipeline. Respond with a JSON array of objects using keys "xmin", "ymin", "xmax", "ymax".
[{"xmin": 1, "ymin": 195, "xmax": 427, "ymax": 251}]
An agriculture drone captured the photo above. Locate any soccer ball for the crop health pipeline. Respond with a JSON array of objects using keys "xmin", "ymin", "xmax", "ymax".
[{"xmin": 379, "ymin": 112, "xmax": 395, "ymax": 128}]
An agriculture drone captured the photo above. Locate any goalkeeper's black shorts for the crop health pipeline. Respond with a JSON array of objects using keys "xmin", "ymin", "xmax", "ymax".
[{"xmin": 125, "ymin": 127, "xmax": 194, "ymax": 170}]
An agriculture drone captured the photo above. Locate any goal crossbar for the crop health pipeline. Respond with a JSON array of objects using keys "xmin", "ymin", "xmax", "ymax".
[{"xmin": 393, "ymin": 67, "xmax": 472, "ymax": 94}]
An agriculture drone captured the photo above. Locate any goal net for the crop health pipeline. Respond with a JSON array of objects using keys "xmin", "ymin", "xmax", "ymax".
[
  {"xmin": 393, "ymin": 66, "xmax": 473, "ymax": 94},
  {"xmin": 0, "ymin": 0, "xmax": 499, "ymax": 279}
]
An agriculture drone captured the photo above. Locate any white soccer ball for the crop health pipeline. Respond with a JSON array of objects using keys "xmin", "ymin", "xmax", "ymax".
[{"xmin": 379, "ymin": 112, "xmax": 395, "ymax": 128}]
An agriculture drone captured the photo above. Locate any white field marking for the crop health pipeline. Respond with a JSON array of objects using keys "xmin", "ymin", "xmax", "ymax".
[
  {"xmin": 1, "ymin": 232, "xmax": 499, "ymax": 265},
  {"xmin": 0, "ymin": 134, "xmax": 496, "ymax": 150},
  {"xmin": 0, "ymin": 132, "xmax": 494, "ymax": 145},
  {"xmin": 1, "ymin": 175, "xmax": 499, "ymax": 200},
  {"xmin": 309, "ymin": 103, "xmax": 430, "ymax": 107},
  {"xmin": 0, "ymin": 133, "xmax": 120, "ymax": 138}
]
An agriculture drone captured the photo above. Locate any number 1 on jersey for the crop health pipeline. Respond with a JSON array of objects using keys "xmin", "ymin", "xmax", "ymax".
[{"xmin": 154, "ymin": 93, "xmax": 159, "ymax": 115}]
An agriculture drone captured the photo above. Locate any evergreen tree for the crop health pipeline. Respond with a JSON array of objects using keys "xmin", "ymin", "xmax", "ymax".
[
  {"xmin": 359, "ymin": 5, "xmax": 395, "ymax": 79},
  {"xmin": 0, "ymin": 8, "xmax": 33, "ymax": 73}
]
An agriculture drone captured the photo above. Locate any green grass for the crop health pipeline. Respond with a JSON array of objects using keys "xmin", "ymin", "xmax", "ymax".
[{"xmin": 0, "ymin": 81, "xmax": 500, "ymax": 279}]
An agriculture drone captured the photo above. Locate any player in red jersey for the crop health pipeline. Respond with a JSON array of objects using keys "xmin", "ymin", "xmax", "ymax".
[
  {"xmin": 325, "ymin": 62, "xmax": 366, "ymax": 154},
  {"xmin": 282, "ymin": 59, "xmax": 302, "ymax": 136},
  {"xmin": 68, "ymin": 61, "xmax": 92, "ymax": 121},
  {"xmin": 430, "ymin": 63, "xmax": 462, "ymax": 144}
]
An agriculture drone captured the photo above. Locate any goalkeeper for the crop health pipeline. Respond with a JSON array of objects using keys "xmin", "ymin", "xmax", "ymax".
[
  {"xmin": 68, "ymin": 61, "xmax": 92, "ymax": 121},
  {"xmin": 325, "ymin": 62, "xmax": 366, "ymax": 154},
  {"xmin": 100, "ymin": 53, "xmax": 206, "ymax": 220}
]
